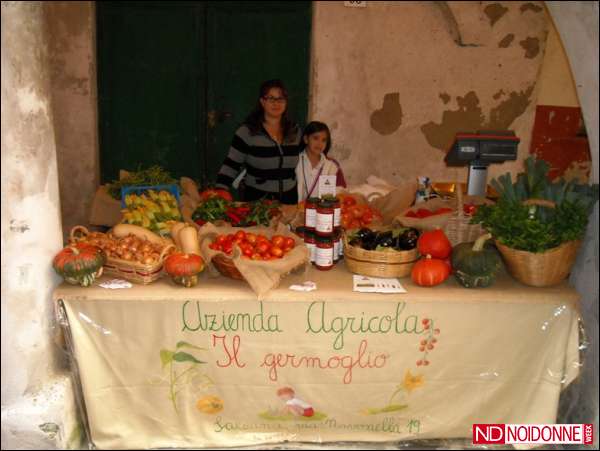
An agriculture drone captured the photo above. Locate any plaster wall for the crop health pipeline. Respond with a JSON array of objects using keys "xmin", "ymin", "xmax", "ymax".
[
  {"xmin": 44, "ymin": 1, "xmax": 98, "ymax": 239},
  {"xmin": 309, "ymin": 1, "xmax": 548, "ymax": 186},
  {"xmin": 1, "ymin": 1, "xmax": 80, "ymax": 449}
]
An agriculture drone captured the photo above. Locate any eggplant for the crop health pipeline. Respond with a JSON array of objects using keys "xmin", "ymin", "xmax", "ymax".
[
  {"xmin": 396, "ymin": 228, "xmax": 419, "ymax": 250},
  {"xmin": 356, "ymin": 228, "xmax": 375, "ymax": 241},
  {"xmin": 348, "ymin": 238, "xmax": 363, "ymax": 248},
  {"xmin": 375, "ymin": 231, "xmax": 395, "ymax": 248}
]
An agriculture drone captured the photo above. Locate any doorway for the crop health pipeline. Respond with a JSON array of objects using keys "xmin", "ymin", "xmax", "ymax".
[{"xmin": 96, "ymin": 1, "xmax": 312, "ymax": 186}]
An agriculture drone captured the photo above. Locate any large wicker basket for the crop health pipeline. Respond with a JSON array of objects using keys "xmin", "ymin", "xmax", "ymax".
[
  {"xmin": 70, "ymin": 225, "xmax": 174, "ymax": 285},
  {"xmin": 494, "ymin": 199, "xmax": 582, "ymax": 287},
  {"xmin": 343, "ymin": 235, "xmax": 419, "ymax": 278},
  {"xmin": 443, "ymin": 190, "xmax": 494, "ymax": 246},
  {"xmin": 212, "ymin": 254, "xmax": 245, "ymax": 280}
]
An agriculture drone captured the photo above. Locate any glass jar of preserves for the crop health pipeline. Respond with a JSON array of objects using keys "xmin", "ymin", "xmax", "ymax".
[
  {"xmin": 315, "ymin": 235, "xmax": 334, "ymax": 270},
  {"xmin": 295, "ymin": 226, "xmax": 306, "ymax": 240},
  {"xmin": 333, "ymin": 231, "xmax": 341, "ymax": 262},
  {"xmin": 304, "ymin": 197, "xmax": 319, "ymax": 231},
  {"xmin": 316, "ymin": 199, "xmax": 334, "ymax": 236},
  {"xmin": 332, "ymin": 197, "xmax": 341, "ymax": 232},
  {"xmin": 304, "ymin": 231, "xmax": 316, "ymax": 263}
]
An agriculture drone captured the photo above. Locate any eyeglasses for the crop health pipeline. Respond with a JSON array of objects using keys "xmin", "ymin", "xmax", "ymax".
[{"xmin": 263, "ymin": 96, "xmax": 287, "ymax": 104}]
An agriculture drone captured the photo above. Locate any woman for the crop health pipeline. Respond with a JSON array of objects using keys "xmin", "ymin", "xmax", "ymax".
[{"xmin": 215, "ymin": 79, "xmax": 302, "ymax": 204}]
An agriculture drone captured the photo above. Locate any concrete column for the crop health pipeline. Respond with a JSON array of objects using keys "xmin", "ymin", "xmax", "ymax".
[
  {"xmin": 546, "ymin": 1, "xmax": 599, "ymax": 438},
  {"xmin": 1, "ymin": 2, "xmax": 80, "ymax": 449}
]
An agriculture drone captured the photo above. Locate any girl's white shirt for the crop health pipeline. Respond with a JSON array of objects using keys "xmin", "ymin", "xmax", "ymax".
[{"xmin": 296, "ymin": 150, "xmax": 338, "ymax": 201}]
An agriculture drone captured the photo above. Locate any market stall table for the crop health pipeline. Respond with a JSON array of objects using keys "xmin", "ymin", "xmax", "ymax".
[{"xmin": 53, "ymin": 265, "xmax": 581, "ymax": 450}]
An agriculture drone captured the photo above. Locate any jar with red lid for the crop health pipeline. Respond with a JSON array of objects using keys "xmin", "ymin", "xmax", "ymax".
[
  {"xmin": 316, "ymin": 199, "xmax": 334, "ymax": 236},
  {"xmin": 304, "ymin": 197, "xmax": 319, "ymax": 231},
  {"xmin": 295, "ymin": 226, "xmax": 306, "ymax": 240},
  {"xmin": 304, "ymin": 231, "xmax": 316, "ymax": 263},
  {"xmin": 315, "ymin": 235, "xmax": 334, "ymax": 270}
]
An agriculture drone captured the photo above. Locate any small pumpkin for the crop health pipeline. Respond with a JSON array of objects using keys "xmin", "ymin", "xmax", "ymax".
[
  {"xmin": 164, "ymin": 252, "xmax": 204, "ymax": 287},
  {"xmin": 417, "ymin": 229, "xmax": 452, "ymax": 259},
  {"xmin": 411, "ymin": 254, "xmax": 451, "ymax": 287},
  {"xmin": 196, "ymin": 395, "xmax": 224, "ymax": 414},
  {"xmin": 53, "ymin": 243, "xmax": 106, "ymax": 287},
  {"xmin": 452, "ymin": 233, "xmax": 501, "ymax": 288}
]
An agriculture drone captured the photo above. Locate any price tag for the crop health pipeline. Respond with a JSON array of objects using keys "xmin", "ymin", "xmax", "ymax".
[{"xmin": 318, "ymin": 175, "xmax": 336, "ymax": 197}]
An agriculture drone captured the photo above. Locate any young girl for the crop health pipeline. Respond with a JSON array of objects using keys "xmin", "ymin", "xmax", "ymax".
[{"xmin": 295, "ymin": 121, "xmax": 347, "ymax": 202}]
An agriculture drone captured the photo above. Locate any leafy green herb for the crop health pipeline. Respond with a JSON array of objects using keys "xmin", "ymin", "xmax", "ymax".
[{"xmin": 473, "ymin": 156, "xmax": 598, "ymax": 253}]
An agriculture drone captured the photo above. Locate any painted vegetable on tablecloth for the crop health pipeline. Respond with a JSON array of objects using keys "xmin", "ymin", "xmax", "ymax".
[
  {"xmin": 164, "ymin": 252, "xmax": 204, "ymax": 287},
  {"xmin": 196, "ymin": 395, "xmax": 224, "ymax": 414},
  {"xmin": 451, "ymin": 233, "xmax": 501, "ymax": 288},
  {"xmin": 53, "ymin": 243, "xmax": 106, "ymax": 287}
]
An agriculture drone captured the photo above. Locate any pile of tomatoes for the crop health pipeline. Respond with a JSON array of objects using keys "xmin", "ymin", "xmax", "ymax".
[
  {"xmin": 404, "ymin": 207, "xmax": 453, "ymax": 218},
  {"xmin": 208, "ymin": 230, "xmax": 296, "ymax": 260},
  {"xmin": 338, "ymin": 194, "xmax": 382, "ymax": 230}
]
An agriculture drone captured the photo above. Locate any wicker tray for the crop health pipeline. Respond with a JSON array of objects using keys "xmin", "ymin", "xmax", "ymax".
[
  {"xmin": 70, "ymin": 225, "xmax": 174, "ymax": 285},
  {"xmin": 443, "ymin": 190, "xmax": 494, "ymax": 246},
  {"xmin": 212, "ymin": 253, "xmax": 245, "ymax": 280},
  {"xmin": 343, "ymin": 235, "xmax": 419, "ymax": 278}
]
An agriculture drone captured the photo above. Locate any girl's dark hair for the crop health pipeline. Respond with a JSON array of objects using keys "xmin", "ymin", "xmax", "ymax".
[
  {"xmin": 302, "ymin": 121, "xmax": 332, "ymax": 155},
  {"xmin": 244, "ymin": 79, "xmax": 296, "ymax": 139}
]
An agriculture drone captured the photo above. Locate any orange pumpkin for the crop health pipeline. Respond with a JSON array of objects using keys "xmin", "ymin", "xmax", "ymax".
[
  {"xmin": 417, "ymin": 229, "xmax": 452, "ymax": 259},
  {"xmin": 164, "ymin": 252, "xmax": 204, "ymax": 287},
  {"xmin": 411, "ymin": 255, "xmax": 450, "ymax": 287}
]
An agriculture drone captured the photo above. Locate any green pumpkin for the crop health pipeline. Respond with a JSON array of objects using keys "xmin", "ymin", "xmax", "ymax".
[
  {"xmin": 452, "ymin": 233, "xmax": 501, "ymax": 288},
  {"xmin": 53, "ymin": 243, "xmax": 106, "ymax": 287}
]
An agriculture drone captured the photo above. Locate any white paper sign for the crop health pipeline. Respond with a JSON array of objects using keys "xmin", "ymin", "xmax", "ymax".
[
  {"xmin": 352, "ymin": 275, "xmax": 406, "ymax": 293},
  {"xmin": 318, "ymin": 175, "xmax": 336, "ymax": 197}
]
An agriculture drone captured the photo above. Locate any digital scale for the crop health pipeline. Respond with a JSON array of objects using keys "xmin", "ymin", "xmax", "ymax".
[{"xmin": 445, "ymin": 130, "xmax": 520, "ymax": 196}]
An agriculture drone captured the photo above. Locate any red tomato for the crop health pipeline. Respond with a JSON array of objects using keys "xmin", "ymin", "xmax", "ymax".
[
  {"xmin": 215, "ymin": 235, "xmax": 227, "ymax": 245},
  {"xmin": 200, "ymin": 188, "xmax": 232, "ymax": 202},
  {"xmin": 416, "ymin": 208, "xmax": 433, "ymax": 218},
  {"xmin": 361, "ymin": 210, "xmax": 374, "ymax": 225},
  {"xmin": 256, "ymin": 242, "xmax": 270, "ymax": 255},
  {"xmin": 343, "ymin": 196, "xmax": 357, "ymax": 207},
  {"xmin": 234, "ymin": 230, "xmax": 246, "ymax": 241},
  {"xmin": 349, "ymin": 205, "xmax": 364, "ymax": 219},
  {"xmin": 349, "ymin": 219, "xmax": 361, "ymax": 229},
  {"xmin": 262, "ymin": 254, "xmax": 272, "ymax": 261},
  {"xmin": 226, "ymin": 233, "xmax": 235, "ymax": 241},
  {"xmin": 271, "ymin": 235, "xmax": 285, "ymax": 248},
  {"xmin": 283, "ymin": 237, "xmax": 295, "ymax": 250},
  {"xmin": 463, "ymin": 204, "xmax": 478, "ymax": 215},
  {"xmin": 405, "ymin": 210, "xmax": 418, "ymax": 218},
  {"xmin": 242, "ymin": 247, "xmax": 253, "ymax": 257},
  {"xmin": 245, "ymin": 233, "xmax": 257, "ymax": 245},
  {"xmin": 251, "ymin": 253, "xmax": 262, "ymax": 260},
  {"xmin": 270, "ymin": 246, "xmax": 284, "ymax": 258},
  {"xmin": 221, "ymin": 241, "xmax": 233, "ymax": 255}
]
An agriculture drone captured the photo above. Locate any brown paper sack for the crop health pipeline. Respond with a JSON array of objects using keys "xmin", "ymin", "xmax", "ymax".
[
  {"xmin": 338, "ymin": 180, "xmax": 417, "ymax": 225},
  {"xmin": 198, "ymin": 222, "xmax": 310, "ymax": 299},
  {"xmin": 88, "ymin": 185, "xmax": 123, "ymax": 227}
]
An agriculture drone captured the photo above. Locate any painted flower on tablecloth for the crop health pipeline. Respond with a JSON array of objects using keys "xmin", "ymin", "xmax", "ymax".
[{"xmin": 401, "ymin": 370, "xmax": 425, "ymax": 394}]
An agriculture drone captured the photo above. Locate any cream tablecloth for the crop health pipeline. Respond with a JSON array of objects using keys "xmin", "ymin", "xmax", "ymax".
[{"xmin": 54, "ymin": 265, "xmax": 581, "ymax": 449}]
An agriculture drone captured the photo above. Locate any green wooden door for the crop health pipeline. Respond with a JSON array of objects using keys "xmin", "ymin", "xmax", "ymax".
[
  {"xmin": 205, "ymin": 2, "xmax": 312, "ymax": 185},
  {"xmin": 97, "ymin": 2, "xmax": 311, "ymax": 186}
]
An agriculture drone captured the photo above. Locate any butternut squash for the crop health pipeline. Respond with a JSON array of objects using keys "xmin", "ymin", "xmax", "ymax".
[
  {"xmin": 178, "ymin": 225, "xmax": 201, "ymax": 255},
  {"xmin": 169, "ymin": 222, "xmax": 188, "ymax": 250},
  {"xmin": 112, "ymin": 224, "xmax": 164, "ymax": 245}
]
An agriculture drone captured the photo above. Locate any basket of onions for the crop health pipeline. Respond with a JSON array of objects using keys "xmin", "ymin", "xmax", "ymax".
[{"xmin": 69, "ymin": 225, "xmax": 175, "ymax": 284}]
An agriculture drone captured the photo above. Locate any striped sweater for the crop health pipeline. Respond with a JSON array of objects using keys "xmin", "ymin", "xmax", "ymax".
[{"xmin": 216, "ymin": 124, "xmax": 302, "ymax": 195}]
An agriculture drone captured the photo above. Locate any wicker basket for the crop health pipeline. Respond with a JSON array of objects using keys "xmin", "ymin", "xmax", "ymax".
[
  {"xmin": 69, "ymin": 225, "xmax": 174, "ymax": 285},
  {"xmin": 343, "ymin": 235, "xmax": 419, "ymax": 278},
  {"xmin": 494, "ymin": 199, "xmax": 582, "ymax": 287},
  {"xmin": 212, "ymin": 254, "xmax": 245, "ymax": 280},
  {"xmin": 395, "ymin": 197, "xmax": 456, "ymax": 230},
  {"xmin": 443, "ymin": 190, "xmax": 494, "ymax": 246}
]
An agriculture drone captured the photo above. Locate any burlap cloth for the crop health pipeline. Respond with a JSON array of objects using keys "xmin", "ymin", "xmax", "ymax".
[{"xmin": 198, "ymin": 222, "xmax": 310, "ymax": 299}]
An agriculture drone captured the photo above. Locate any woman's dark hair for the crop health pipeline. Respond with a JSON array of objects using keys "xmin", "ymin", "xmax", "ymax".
[
  {"xmin": 302, "ymin": 121, "xmax": 332, "ymax": 155},
  {"xmin": 244, "ymin": 79, "xmax": 296, "ymax": 139}
]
